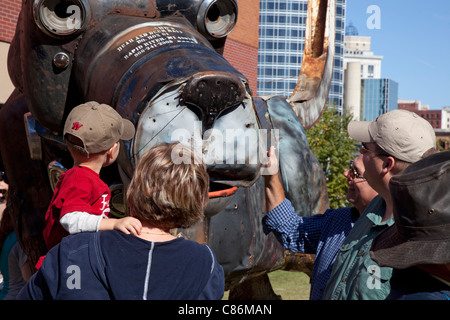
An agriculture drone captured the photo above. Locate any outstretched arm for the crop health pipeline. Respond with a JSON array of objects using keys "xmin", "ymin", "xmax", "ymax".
[{"xmin": 263, "ymin": 146, "xmax": 285, "ymax": 213}]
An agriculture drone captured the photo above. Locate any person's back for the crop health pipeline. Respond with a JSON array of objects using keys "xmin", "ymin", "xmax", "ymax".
[
  {"xmin": 103, "ymin": 232, "xmax": 223, "ymax": 300},
  {"xmin": 370, "ymin": 151, "xmax": 450, "ymax": 300},
  {"xmin": 18, "ymin": 231, "xmax": 224, "ymax": 300},
  {"xmin": 19, "ymin": 142, "xmax": 225, "ymax": 300}
]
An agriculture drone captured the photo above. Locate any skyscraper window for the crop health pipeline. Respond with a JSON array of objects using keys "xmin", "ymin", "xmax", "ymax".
[{"xmin": 257, "ymin": 0, "xmax": 346, "ymax": 113}]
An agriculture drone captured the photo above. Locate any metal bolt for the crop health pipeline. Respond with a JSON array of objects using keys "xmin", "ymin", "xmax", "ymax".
[{"xmin": 53, "ymin": 52, "xmax": 70, "ymax": 69}]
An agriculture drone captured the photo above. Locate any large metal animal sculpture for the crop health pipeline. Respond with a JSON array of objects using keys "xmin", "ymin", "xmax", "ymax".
[{"xmin": 0, "ymin": 0, "xmax": 334, "ymax": 299}]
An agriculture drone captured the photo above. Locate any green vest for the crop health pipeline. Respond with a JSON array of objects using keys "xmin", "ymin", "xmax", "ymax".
[{"xmin": 323, "ymin": 196, "xmax": 394, "ymax": 300}]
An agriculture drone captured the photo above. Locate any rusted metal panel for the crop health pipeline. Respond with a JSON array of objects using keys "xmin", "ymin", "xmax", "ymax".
[{"xmin": 289, "ymin": 0, "xmax": 336, "ymax": 129}]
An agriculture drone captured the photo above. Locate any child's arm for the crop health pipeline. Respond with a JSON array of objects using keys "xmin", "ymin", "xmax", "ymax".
[
  {"xmin": 98, "ymin": 216, "xmax": 142, "ymax": 235},
  {"xmin": 60, "ymin": 212, "xmax": 142, "ymax": 235}
]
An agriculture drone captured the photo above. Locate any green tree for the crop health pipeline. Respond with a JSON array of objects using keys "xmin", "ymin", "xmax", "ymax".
[{"xmin": 306, "ymin": 104, "xmax": 358, "ymax": 208}]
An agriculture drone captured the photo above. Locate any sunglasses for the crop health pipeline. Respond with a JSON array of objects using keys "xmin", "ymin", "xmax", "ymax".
[
  {"xmin": 348, "ymin": 160, "xmax": 365, "ymax": 180},
  {"xmin": 360, "ymin": 142, "xmax": 389, "ymax": 157}
]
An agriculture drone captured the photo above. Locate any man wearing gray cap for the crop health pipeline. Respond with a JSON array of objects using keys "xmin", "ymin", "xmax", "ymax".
[{"xmin": 323, "ymin": 109, "xmax": 436, "ymax": 300}]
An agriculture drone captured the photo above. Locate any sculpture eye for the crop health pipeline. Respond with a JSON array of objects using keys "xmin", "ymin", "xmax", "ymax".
[
  {"xmin": 33, "ymin": 0, "xmax": 90, "ymax": 37},
  {"xmin": 197, "ymin": 0, "xmax": 238, "ymax": 39}
]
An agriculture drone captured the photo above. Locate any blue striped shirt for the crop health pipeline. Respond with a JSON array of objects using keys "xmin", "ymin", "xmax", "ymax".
[{"xmin": 262, "ymin": 198, "xmax": 359, "ymax": 300}]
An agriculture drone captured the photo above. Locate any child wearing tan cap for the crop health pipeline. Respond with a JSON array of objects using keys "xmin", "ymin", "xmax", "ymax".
[{"xmin": 42, "ymin": 101, "xmax": 142, "ymax": 251}]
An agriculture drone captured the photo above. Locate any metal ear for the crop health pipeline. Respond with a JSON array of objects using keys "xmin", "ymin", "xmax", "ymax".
[
  {"xmin": 33, "ymin": 0, "xmax": 90, "ymax": 38},
  {"xmin": 197, "ymin": 0, "xmax": 238, "ymax": 39}
]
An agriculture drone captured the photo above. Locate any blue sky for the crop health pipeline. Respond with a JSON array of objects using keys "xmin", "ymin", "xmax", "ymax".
[{"xmin": 345, "ymin": 0, "xmax": 450, "ymax": 110}]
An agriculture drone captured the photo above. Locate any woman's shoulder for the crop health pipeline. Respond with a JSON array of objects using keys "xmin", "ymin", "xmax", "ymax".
[{"xmin": 164, "ymin": 236, "xmax": 215, "ymax": 255}]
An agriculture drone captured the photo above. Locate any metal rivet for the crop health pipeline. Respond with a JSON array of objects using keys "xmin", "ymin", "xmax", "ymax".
[
  {"xmin": 428, "ymin": 209, "xmax": 435, "ymax": 215},
  {"xmin": 53, "ymin": 52, "xmax": 70, "ymax": 69}
]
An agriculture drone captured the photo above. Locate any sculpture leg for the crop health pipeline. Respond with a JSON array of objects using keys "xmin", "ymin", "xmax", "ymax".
[
  {"xmin": 0, "ymin": 90, "xmax": 52, "ymax": 268},
  {"xmin": 228, "ymin": 274, "xmax": 281, "ymax": 300}
]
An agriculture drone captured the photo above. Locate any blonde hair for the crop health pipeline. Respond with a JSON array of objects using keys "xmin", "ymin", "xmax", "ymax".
[{"xmin": 127, "ymin": 142, "xmax": 209, "ymax": 229}]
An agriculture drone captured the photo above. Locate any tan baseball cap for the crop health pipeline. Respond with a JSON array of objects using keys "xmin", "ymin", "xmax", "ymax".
[
  {"xmin": 347, "ymin": 109, "xmax": 436, "ymax": 163},
  {"xmin": 64, "ymin": 101, "xmax": 135, "ymax": 156}
]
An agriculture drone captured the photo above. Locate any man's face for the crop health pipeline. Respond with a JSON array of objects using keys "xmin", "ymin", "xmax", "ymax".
[
  {"xmin": 345, "ymin": 154, "xmax": 378, "ymax": 212},
  {"xmin": 358, "ymin": 142, "xmax": 389, "ymax": 191}
]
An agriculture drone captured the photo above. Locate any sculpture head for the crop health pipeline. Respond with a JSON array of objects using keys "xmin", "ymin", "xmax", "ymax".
[{"xmin": 10, "ymin": 0, "xmax": 270, "ymax": 216}]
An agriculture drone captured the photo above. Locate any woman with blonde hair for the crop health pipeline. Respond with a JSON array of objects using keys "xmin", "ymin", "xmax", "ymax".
[{"xmin": 18, "ymin": 142, "xmax": 224, "ymax": 300}]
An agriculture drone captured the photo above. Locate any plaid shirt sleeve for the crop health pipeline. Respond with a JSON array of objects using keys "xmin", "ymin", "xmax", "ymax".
[
  {"xmin": 262, "ymin": 198, "xmax": 326, "ymax": 254},
  {"xmin": 263, "ymin": 198, "xmax": 358, "ymax": 300}
]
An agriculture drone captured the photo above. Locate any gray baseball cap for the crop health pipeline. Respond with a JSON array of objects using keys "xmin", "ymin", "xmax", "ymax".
[
  {"xmin": 347, "ymin": 109, "xmax": 436, "ymax": 163},
  {"xmin": 64, "ymin": 101, "xmax": 135, "ymax": 156}
]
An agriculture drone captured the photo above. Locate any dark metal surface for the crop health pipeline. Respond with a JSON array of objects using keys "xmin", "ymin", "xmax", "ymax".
[{"xmin": 1, "ymin": 0, "xmax": 334, "ymax": 294}]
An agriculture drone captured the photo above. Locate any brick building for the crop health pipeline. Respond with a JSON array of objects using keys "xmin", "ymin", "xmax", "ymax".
[
  {"xmin": 0, "ymin": 0, "xmax": 259, "ymax": 103},
  {"xmin": 415, "ymin": 110, "xmax": 442, "ymax": 129},
  {"xmin": 0, "ymin": 0, "xmax": 21, "ymax": 103},
  {"xmin": 0, "ymin": 0, "xmax": 20, "ymax": 43},
  {"xmin": 223, "ymin": 0, "xmax": 259, "ymax": 95},
  {"xmin": 398, "ymin": 99, "xmax": 442, "ymax": 129},
  {"xmin": 397, "ymin": 99, "xmax": 421, "ymax": 112}
]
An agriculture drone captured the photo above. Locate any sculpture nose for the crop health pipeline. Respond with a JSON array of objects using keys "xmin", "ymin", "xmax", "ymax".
[{"xmin": 181, "ymin": 72, "xmax": 246, "ymax": 132}]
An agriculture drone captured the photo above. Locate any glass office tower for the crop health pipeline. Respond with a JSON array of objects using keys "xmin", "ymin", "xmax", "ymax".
[
  {"xmin": 257, "ymin": 0, "xmax": 346, "ymax": 112},
  {"xmin": 361, "ymin": 78, "xmax": 399, "ymax": 121}
]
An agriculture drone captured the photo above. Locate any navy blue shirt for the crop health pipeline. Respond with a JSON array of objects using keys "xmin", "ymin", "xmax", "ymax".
[
  {"xmin": 17, "ymin": 231, "xmax": 224, "ymax": 300},
  {"xmin": 262, "ymin": 198, "xmax": 359, "ymax": 300}
]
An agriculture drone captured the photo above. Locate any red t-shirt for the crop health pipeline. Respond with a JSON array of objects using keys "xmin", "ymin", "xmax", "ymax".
[{"xmin": 43, "ymin": 166, "xmax": 111, "ymax": 250}]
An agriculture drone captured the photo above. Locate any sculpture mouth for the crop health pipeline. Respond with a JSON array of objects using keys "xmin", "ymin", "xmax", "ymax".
[
  {"xmin": 209, "ymin": 182, "xmax": 238, "ymax": 198},
  {"xmin": 132, "ymin": 81, "xmax": 264, "ymax": 188},
  {"xmin": 204, "ymin": 182, "xmax": 238, "ymax": 217}
]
